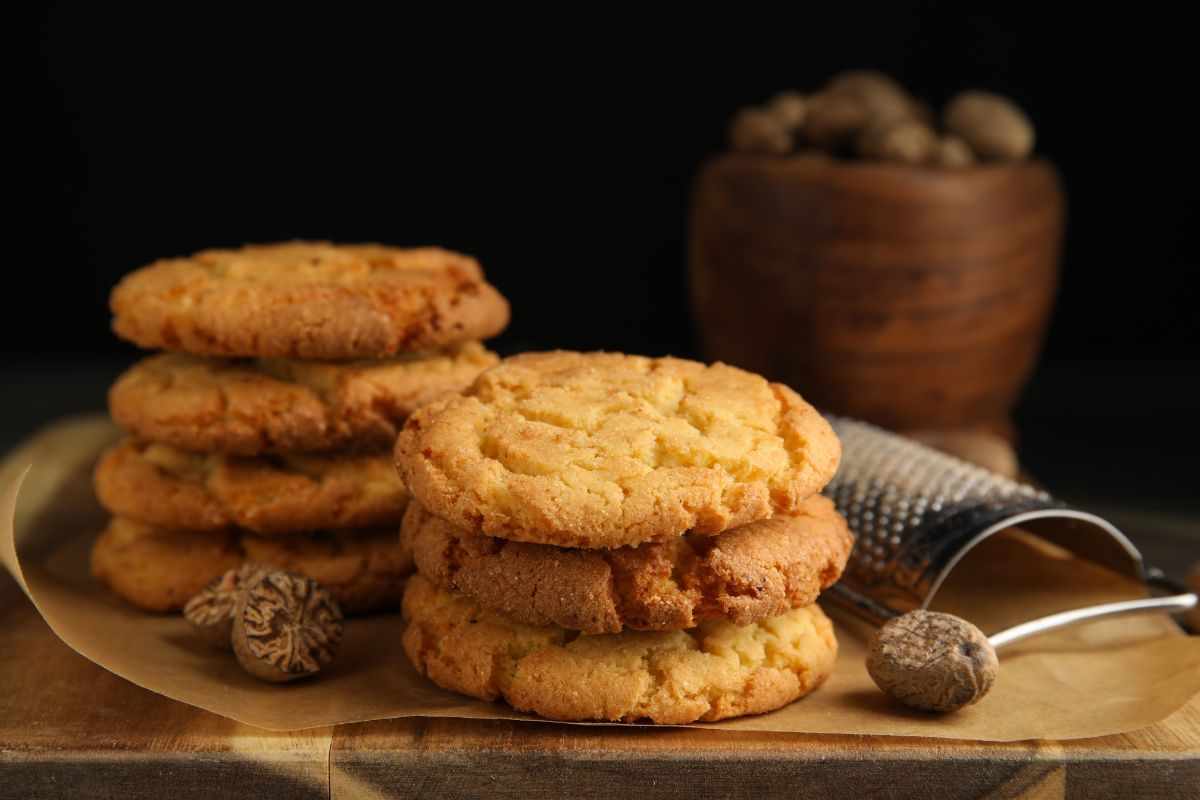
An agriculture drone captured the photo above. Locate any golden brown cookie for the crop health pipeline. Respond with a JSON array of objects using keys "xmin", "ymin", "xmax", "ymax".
[
  {"xmin": 109, "ymin": 342, "xmax": 499, "ymax": 455},
  {"xmin": 242, "ymin": 530, "xmax": 413, "ymax": 617},
  {"xmin": 110, "ymin": 242, "xmax": 510, "ymax": 359},
  {"xmin": 91, "ymin": 517, "xmax": 412, "ymax": 614},
  {"xmin": 404, "ymin": 494, "xmax": 852, "ymax": 634},
  {"xmin": 402, "ymin": 575, "xmax": 837, "ymax": 724},
  {"xmin": 94, "ymin": 439, "xmax": 408, "ymax": 535},
  {"xmin": 394, "ymin": 351, "xmax": 841, "ymax": 548},
  {"xmin": 90, "ymin": 517, "xmax": 244, "ymax": 613}
]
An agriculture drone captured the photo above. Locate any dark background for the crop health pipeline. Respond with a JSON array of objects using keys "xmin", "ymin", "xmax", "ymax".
[{"xmin": 16, "ymin": 6, "xmax": 1200, "ymax": 559}]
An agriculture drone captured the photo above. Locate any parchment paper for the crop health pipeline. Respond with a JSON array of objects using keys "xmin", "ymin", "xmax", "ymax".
[{"xmin": 3, "ymin": 415, "xmax": 1199, "ymax": 739}]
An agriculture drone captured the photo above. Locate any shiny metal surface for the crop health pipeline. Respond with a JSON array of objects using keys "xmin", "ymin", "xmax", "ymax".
[
  {"xmin": 988, "ymin": 593, "xmax": 1198, "ymax": 650},
  {"xmin": 823, "ymin": 418, "xmax": 1149, "ymax": 625}
]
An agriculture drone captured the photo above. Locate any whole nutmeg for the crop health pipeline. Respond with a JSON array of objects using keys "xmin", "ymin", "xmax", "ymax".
[
  {"xmin": 868, "ymin": 610, "xmax": 999, "ymax": 713},
  {"xmin": 728, "ymin": 108, "xmax": 792, "ymax": 155},
  {"xmin": 804, "ymin": 92, "xmax": 871, "ymax": 150},
  {"xmin": 231, "ymin": 570, "xmax": 344, "ymax": 683},
  {"xmin": 944, "ymin": 91, "xmax": 1035, "ymax": 161},
  {"xmin": 857, "ymin": 120, "xmax": 938, "ymax": 164},
  {"xmin": 765, "ymin": 91, "xmax": 808, "ymax": 130},
  {"xmin": 826, "ymin": 69, "xmax": 908, "ymax": 100},
  {"xmin": 184, "ymin": 564, "xmax": 271, "ymax": 650},
  {"xmin": 827, "ymin": 70, "xmax": 920, "ymax": 126},
  {"xmin": 935, "ymin": 135, "xmax": 977, "ymax": 169}
]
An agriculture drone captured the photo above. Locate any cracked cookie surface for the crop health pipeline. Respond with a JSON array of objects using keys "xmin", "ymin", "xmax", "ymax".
[
  {"xmin": 394, "ymin": 351, "xmax": 841, "ymax": 548},
  {"xmin": 91, "ymin": 517, "xmax": 412, "ymax": 614},
  {"xmin": 404, "ymin": 494, "xmax": 852, "ymax": 633},
  {"xmin": 110, "ymin": 242, "xmax": 510, "ymax": 359},
  {"xmin": 94, "ymin": 438, "xmax": 408, "ymax": 534},
  {"xmin": 402, "ymin": 574, "xmax": 837, "ymax": 723},
  {"xmin": 109, "ymin": 342, "xmax": 498, "ymax": 455}
]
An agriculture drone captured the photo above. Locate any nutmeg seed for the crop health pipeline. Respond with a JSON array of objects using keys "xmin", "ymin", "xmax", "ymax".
[
  {"xmin": 944, "ymin": 90, "xmax": 1035, "ymax": 161},
  {"xmin": 857, "ymin": 120, "xmax": 938, "ymax": 164},
  {"xmin": 724, "ymin": 74, "xmax": 1033, "ymax": 170},
  {"xmin": 183, "ymin": 563, "xmax": 270, "ymax": 650},
  {"xmin": 935, "ymin": 135, "xmax": 977, "ymax": 168},
  {"xmin": 827, "ymin": 70, "xmax": 921, "ymax": 126},
  {"xmin": 765, "ymin": 91, "xmax": 808, "ymax": 130},
  {"xmin": 868, "ymin": 610, "xmax": 998, "ymax": 712},
  {"xmin": 728, "ymin": 108, "xmax": 792, "ymax": 155},
  {"xmin": 231, "ymin": 569, "xmax": 344, "ymax": 683}
]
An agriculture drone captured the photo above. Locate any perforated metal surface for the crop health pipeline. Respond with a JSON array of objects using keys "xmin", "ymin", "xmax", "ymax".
[
  {"xmin": 826, "ymin": 418, "xmax": 1051, "ymax": 583},
  {"xmin": 821, "ymin": 417, "xmax": 1113, "ymax": 623}
]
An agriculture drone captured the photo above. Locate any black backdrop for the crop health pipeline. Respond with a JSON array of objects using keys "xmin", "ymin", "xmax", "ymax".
[
  {"xmin": 18, "ymin": 5, "xmax": 1200, "ymax": 521},
  {"xmin": 29, "ymin": 4, "xmax": 1200, "ymax": 360}
]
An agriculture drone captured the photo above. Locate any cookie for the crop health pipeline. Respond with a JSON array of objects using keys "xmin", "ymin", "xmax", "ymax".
[
  {"xmin": 91, "ymin": 517, "xmax": 412, "ymax": 614},
  {"xmin": 90, "ymin": 518, "xmax": 243, "ymax": 613},
  {"xmin": 394, "ymin": 351, "xmax": 841, "ymax": 548},
  {"xmin": 402, "ymin": 575, "xmax": 837, "ymax": 724},
  {"xmin": 242, "ymin": 530, "xmax": 413, "ymax": 617},
  {"xmin": 109, "ymin": 342, "xmax": 499, "ymax": 455},
  {"xmin": 110, "ymin": 242, "xmax": 510, "ymax": 359},
  {"xmin": 404, "ymin": 494, "xmax": 852, "ymax": 633},
  {"xmin": 94, "ymin": 439, "xmax": 408, "ymax": 534}
]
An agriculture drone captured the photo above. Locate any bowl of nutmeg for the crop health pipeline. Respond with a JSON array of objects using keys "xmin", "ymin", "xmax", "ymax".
[{"xmin": 689, "ymin": 71, "xmax": 1063, "ymax": 439}]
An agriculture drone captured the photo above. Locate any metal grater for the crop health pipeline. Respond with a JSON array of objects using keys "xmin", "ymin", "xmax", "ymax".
[{"xmin": 821, "ymin": 417, "xmax": 1155, "ymax": 625}]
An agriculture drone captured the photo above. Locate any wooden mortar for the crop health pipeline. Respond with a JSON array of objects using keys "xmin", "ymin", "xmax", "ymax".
[{"xmin": 688, "ymin": 153, "xmax": 1064, "ymax": 435}]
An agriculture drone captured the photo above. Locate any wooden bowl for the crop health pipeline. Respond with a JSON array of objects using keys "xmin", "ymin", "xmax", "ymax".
[{"xmin": 688, "ymin": 154, "xmax": 1064, "ymax": 434}]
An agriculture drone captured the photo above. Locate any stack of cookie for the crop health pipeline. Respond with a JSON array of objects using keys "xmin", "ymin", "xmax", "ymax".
[
  {"xmin": 395, "ymin": 351, "xmax": 852, "ymax": 724},
  {"xmin": 91, "ymin": 242, "xmax": 510, "ymax": 615}
]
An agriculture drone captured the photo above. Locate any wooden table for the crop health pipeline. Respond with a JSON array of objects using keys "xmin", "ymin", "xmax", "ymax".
[{"xmin": 2, "ymin": 572, "xmax": 1197, "ymax": 799}]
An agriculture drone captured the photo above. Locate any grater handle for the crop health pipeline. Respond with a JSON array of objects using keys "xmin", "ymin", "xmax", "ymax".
[{"xmin": 988, "ymin": 592, "xmax": 1198, "ymax": 650}]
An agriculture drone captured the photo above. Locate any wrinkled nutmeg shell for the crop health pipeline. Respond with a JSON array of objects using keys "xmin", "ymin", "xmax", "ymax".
[
  {"xmin": 231, "ymin": 570, "xmax": 344, "ymax": 683},
  {"xmin": 867, "ymin": 610, "xmax": 998, "ymax": 713},
  {"xmin": 183, "ymin": 563, "xmax": 271, "ymax": 650}
]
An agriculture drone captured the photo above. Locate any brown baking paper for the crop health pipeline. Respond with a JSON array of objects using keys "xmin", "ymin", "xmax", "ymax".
[{"xmin": 4, "ymin": 415, "xmax": 1199, "ymax": 739}]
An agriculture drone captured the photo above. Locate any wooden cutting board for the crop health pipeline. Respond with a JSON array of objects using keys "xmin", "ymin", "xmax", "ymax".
[{"xmin": 1, "ymin": 569, "xmax": 1197, "ymax": 799}]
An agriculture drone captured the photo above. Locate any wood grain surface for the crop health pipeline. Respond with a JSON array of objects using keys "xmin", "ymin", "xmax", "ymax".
[
  {"xmin": 1, "ymin": 568, "xmax": 1197, "ymax": 799},
  {"xmin": 689, "ymin": 155, "xmax": 1064, "ymax": 436},
  {"xmin": 2, "ymin": 425, "xmax": 1196, "ymax": 798}
]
